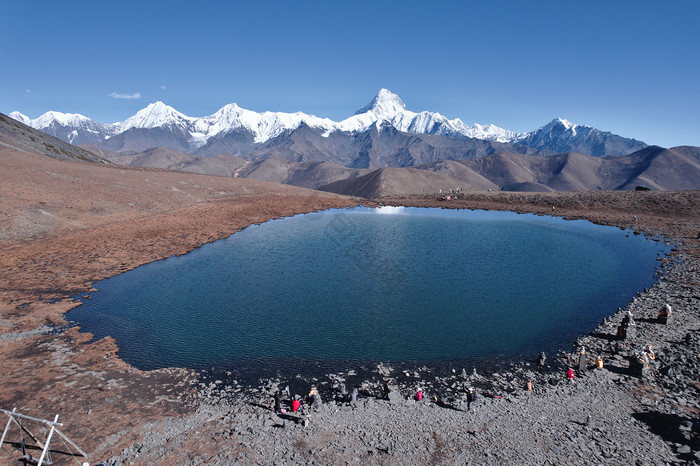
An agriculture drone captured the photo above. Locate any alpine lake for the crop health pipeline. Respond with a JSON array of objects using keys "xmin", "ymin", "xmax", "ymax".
[{"xmin": 68, "ymin": 207, "xmax": 669, "ymax": 382}]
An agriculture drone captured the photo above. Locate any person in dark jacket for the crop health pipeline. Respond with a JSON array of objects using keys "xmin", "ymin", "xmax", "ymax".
[
  {"xmin": 577, "ymin": 347, "xmax": 587, "ymax": 373},
  {"xmin": 273, "ymin": 390, "xmax": 282, "ymax": 413},
  {"xmin": 466, "ymin": 388, "xmax": 476, "ymax": 411}
]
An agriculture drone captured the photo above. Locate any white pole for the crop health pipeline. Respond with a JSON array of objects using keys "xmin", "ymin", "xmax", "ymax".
[
  {"xmin": 0, "ymin": 407, "xmax": 16, "ymax": 451},
  {"xmin": 37, "ymin": 414, "xmax": 59, "ymax": 466}
]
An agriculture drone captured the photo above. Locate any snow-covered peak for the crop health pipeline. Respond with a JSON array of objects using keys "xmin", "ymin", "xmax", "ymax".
[
  {"xmin": 556, "ymin": 117, "xmax": 575, "ymax": 130},
  {"xmin": 9, "ymin": 111, "xmax": 30, "ymax": 125},
  {"xmin": 119, "ymin": 101, "xmax": 191, "ymax": 130},
  {"xmin": 543, "ymin": 117, "xmax": 592, "ymax": 132},
  {"xmin": 189, "ymin": 103, "xmax": 336, "ymax": 145},
  {"xmin": 526, "ymin": 118, "xmax": 593, "ymax": 139},
  {"xmin": 514, "ymin": 118, "xmax": 597, "ymax": 144},
  {"xmin": 355, "ymin": 88, "xmax": 407, "ymax": 117},
  {"xmin": 463, "ymin": 123, "xmax": 523, "ymax": 142},
  {"xmin": 30, "ymin": 110, "xmax": 93, "ymax": 128}
]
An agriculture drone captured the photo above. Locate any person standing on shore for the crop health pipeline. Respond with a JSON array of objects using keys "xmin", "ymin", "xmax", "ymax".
[
  {"xmin": 273, "ymin": 389, "xmax": 282, "ymax": 413},
  {"xmin": 467, "ymin": 388, "xmax": 475, "ymax": 411},
  {"xmin": 566, "ymin": 368, "xmax": 575, "ymax": 383},
  {"xmin": 578, "ymin": 347, "xmax": 587, "ymax": 373},
  {"xmin": 658, "ymin": 304, "xmax": 672, "ymax": 324},
  {"xmin": 382, "ymin": 379, "xmax": 391, "ymax": 400}
]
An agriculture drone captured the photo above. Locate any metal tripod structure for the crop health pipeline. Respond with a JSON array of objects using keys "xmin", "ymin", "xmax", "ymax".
[{"xmin": 0, "ymin": 408, "xmax": 88, "ymax": 465}]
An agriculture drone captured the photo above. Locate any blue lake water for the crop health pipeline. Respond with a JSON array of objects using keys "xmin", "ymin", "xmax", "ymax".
[{"xmin": 68, "ymin": 207, "xmax": 668, "ymax": 373}]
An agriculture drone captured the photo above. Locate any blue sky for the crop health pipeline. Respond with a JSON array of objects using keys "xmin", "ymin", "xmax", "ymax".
[{"xmin": 2, "ymin": 0, "xmax": 699, "ymax": 147}]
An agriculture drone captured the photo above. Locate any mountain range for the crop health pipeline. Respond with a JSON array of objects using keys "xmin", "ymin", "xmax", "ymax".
[
  {"xmin": 11, "ymin": 89, "xmax": 648, "ymax": 166},
  {"xmin": 1, "ymin": 111, "xmax": 698, "ymax": 196}
]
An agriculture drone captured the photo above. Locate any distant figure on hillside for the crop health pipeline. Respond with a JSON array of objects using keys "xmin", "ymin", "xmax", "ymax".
[
  {"xmin": 466, "ymin": 388, "xmax": 475, "ymax": 411},
  {"xmin": 618, "ymin": 310, "xmax": 636, "ymax": 340},
  {"xmin": 307, "ymin": 387, "xmax": 319, "ymax": 404},
  {"xmin": 595, "ymin": 356, "xmax": 604, "ymax": 369},
  {"xmin": 630, "ymin": 345, "xmax": 656, "ymax": 378},
  {"xmin": 291, "ymin": 396, "xmax": 301, "ymax": 413},
  {"xmin": 658, "ymin": 304, "xmax": 672, "ymax": 325},
  {"xmin": 310, "ymin": 394, "xmax": 320, "ymax": 410},
  {"xmin": 566, "ymin": 368, "xmax": 575, "ymax": 383},
  {"xmin": 415, "ymin": 388, "xmax": 423, "ymax": 401},
  {"xmin": 536, "ymin": 352, "xmax": 547, "ymax": 373},
  {"xmin": 382, "ymin": 380, "xmax": 391, "ymax": 400},
  {"xmin": 351, "ymin": 387, "xmax": 358, "ymax": 404},
  {"xmin": 578, "ymin": 347, "xmax": 587, "ymax": 373},
  {"xmin": 307, "ymin": 387, "xmax": 321, "ymax": 409},
  {"xmin": 273, "ymin": 389, "xmax": 282, "ymax": 413}
]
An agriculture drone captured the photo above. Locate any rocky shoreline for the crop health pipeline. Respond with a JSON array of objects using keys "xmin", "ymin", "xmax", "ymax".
[{"xmin": 101, "ymin": 206, "xmax": 699, "ymax": 465}]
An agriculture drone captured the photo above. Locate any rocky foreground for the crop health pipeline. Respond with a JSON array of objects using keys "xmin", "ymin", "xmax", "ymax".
[{"xmin": 0, "ymin": 147, "xmax": 698, "ymax": 465}]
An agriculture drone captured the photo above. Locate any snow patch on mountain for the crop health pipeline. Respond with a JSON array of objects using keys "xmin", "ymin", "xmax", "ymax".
[{"xmin": 9, "ymin": 111, "xmax": 31, "ymax": 125}]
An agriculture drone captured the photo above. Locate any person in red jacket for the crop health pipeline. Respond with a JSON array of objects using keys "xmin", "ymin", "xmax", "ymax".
[
  {"xmin": 415, "ymin": 388, "xmax": 423, "ymax": 401},
  {"xmin": 291, "ymin": 397, "xmax": 301, "ymax": 412},
  {"xmin": 566, "ymin": 367, "xmax": 575, "ymax": 383}
]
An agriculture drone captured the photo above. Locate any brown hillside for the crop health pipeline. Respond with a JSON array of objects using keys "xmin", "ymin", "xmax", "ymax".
[
  {"xmin": 319, "ymin": 167, "xmax": 474, "ymax": 198},
  {"xmin": 415, "ymin": 160, "xmax": 499, "ymax": 191}
]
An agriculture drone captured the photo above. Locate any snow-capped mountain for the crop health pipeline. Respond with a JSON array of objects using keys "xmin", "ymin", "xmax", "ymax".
[
  {"xmin": 11, "ymin": 110, "xmax": 116, "ymax": 146},
  {"xmin": 190, "ymin": 103, "xmax": 337, "ymax": 145},
  {"xmin": 11, "ymin": 89, "xmax": 518, "ymax": 149},
  {"xmin": 9, "ymin": 89, "xmax": 646, "ymax": 158},
  {"xmin": 117, "ymin": 101, "xmax": 192, "ymax": 132},
  {"xmin": 516, "ymin": 117, "xmax": 647, "ymax": 157},
  {"xmin": 334, "ymin": 89, "xmax": 520, "ymax": 142},
  {"xmin": 9, "ymin": 111, "xmax": 31, "ymax": 126}
]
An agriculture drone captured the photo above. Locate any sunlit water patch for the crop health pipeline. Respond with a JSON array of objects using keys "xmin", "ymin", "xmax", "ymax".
[{"xmin": 68, "ymin": 207, "xmax": 668, "ymax": 374}]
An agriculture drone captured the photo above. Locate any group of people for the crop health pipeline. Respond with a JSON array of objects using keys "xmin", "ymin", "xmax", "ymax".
[
  {"xmin": 565, "ymin": 347, "xmax": 586, "ymax": 383},
  {"xmin": 272, "ymin": 386, "xmax": 323, "ymax": 415},
  {"xmin": 272, "ymin": 381, "xmax": 482, "ymax": 415}
]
